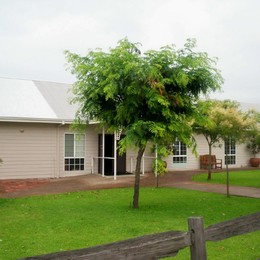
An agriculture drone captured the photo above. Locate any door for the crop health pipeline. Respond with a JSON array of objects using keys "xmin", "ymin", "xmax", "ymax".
[{"xmin": 98, "ymin": 134, "xmax": 126, "ymax": 175}]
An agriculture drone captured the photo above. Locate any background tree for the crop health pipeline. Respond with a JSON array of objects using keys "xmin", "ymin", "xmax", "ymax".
[
  {"xmin": 194, "ymin": 99, "xmax": 244, "ymax": 180},
  {"xmin": 246, "ymin": 110, "xmax": 260, "ymax": 162},
  {"xmin": 65, "ymin": 38, "xmax": 223, "ymax": 208},
  {"xmin": 214, "ymin": 101, "xmax": 254, "ymax": 196},
  {"xmin": 195, "ymin": 100, "xmax": 254, "ymax": 195}
]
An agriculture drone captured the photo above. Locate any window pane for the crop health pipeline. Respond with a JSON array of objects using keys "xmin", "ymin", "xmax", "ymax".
[
  {"xmin": 224, "ymin": 138, "xmax": 236, "ymax": 165},
  {"xmin": 225, "ymin": 155, "xmax": 236, "ymax": 165},
  {"xmin": 64, "ymin": 159, "xmax": 69, "ymax": 171},
  {"xmin": 173, "ymin": 141, "xmax": 179, "ymax": 155},
  {"xmin": 69, "ymin": 159, "xmax": 74, "ymax": 170},
  {"xmin": 75, "ymin": 134, "xmax": 85, "ymax": 157},
  {"xmin": 65, "ymin": 134, "xmax": 74, "ymax": 157},
  {"xmin": 64, "ymin": 133, "xmax": 85, "ymax": 171},
  {"xmin": 173, "ymin": 156, "xmax": 187, "ymax": 163},
  {"xmin": 180, "ymin": 143, "xmax": 187, "ymax": 155},
  {"xmin": 173, "ymin": 140, "xmax": 187, "ymax": 164}
]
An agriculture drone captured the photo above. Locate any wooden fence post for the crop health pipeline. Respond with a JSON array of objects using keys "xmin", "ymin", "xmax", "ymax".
[{"xmin": 188, "ymin": 217, "xmax": 207, "ymax": 260}]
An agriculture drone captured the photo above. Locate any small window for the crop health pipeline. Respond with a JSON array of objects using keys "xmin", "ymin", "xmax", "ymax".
[
  {"xmin": 64, "ymin": 134, "xmax": 85, "ymax": 171},
  {"xmin": 224, "ymin": 138, "xmax": 236, "ymax": 165},
  {"xmin": 173, "ymin": 140, "xmax": 187, "ymax": 163}
]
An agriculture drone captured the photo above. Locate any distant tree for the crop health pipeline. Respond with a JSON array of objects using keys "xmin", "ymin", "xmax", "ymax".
[
  {"xmin": 194, "ymin": 100, "xmax": 244, "ymax": 180},
  {"xmin": 65, "ymin": 38, "xmax": 223, "ymax": 208},
  {"xmin": 213, "ymin": 101, "xmax": 254, "ymax": 196},
  {"xmin": 246, "ymin": 110, "xmax": 260, "ymax": 158},
  {"xmin": 195, "ymin": 99, "xmax": 254, "ymax": 195}
]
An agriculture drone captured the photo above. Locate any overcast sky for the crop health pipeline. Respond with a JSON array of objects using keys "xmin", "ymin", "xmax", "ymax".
[{"xmin": 1, "ymin": 0, "xmax": 259, "ymax": 103}]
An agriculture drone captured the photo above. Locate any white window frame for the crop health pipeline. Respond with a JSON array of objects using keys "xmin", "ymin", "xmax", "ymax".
[
  {"xmin": 64, "ymin": 133, "xmax": 85, "ymax": 171},
  {"xmin": 224, "ymin": 138, "xmax": 236, "ymax": 165},
  {"xmin": 173, "ymin": 140, "xmax": 187, "ymax": 164}
]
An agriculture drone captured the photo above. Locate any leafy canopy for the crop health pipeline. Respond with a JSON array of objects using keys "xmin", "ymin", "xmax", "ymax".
[
  {"xmin": 66, "ymin": 38, "xmax": 223, "ymax": 208},
  {"xmin": 246, "ymin": 110, "xmax": 260, "ymax": 155},
  {"xmin": 65, "ymin": 38, "xmax": 223, "ymax": 151},
  {"xmin": 195, "ymin": 99, "xmax": 252, "ymax": 146},
  {"xmin": 194, "ymin": 99, "xmax": 255, "ymax": 180}
]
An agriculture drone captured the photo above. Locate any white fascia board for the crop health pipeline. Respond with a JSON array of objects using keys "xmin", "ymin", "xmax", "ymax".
[
  {"xmin": 0, "ymin": 117, "xmax": 74, "ymax": 124},
  {"xmin": 0, "ymin": 117, "xmax": 99, "ymax": 125}
]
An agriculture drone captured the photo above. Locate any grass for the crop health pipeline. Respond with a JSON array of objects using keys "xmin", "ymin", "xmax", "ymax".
[
  {"xmin": 0, "ymin": 188, "xmax": 259, "ymax": 260},
  {"xmin": 192, "ymin": 169, "xmax": 260, "ymax": 188}
]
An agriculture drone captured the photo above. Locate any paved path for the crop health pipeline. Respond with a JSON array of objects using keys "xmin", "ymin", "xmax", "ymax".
[
  {"xmin": 145, "ymin": 171, "xmax": 260, "ymax": 198},
  {"xmin": 0, "ymin": 170, "xmax": 259, "ymax": 199},
  {"xmin": 163, "ymin": 178, "xmax": 260, "ymax": 198}
]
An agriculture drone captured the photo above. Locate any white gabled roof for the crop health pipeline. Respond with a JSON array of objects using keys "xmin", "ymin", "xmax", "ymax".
[
  {"xmin": 1, "ymin": 77, "xmax": 259, "ymax": 124},
  {"xmin": 0, "ymin": 77, "xmax": 78, "ymax": 123}
]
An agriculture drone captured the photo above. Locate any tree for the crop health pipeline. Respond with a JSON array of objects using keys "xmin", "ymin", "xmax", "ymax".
[
  {"xmin": 246, "ymin": 110, "xmax": 260, "ymax": 158},
  {"xmin": 194, "ymin": 100, "xmax": 245, "ymax": 180},
  {"xmin": 195, "ymin": 99, "xmax": 254, "ymax": 195},
  {"xmin": 194, "ymin": 100, "xmax": 222, "ymax": 180},
  {"xmin": 213, "ymin": 101, "xmax": 253, "ymax": 197},
  {"xmin": 65, "ymin": 38, "xmax": 223, "ymax": 208}
]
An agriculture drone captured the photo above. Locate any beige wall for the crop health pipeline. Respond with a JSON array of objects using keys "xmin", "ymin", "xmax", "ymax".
[
  {"xmin": 0, "ymin": 122, "xmax": 57, "ymax": 179},
  {"xmin": 0, "ymin": 122, "xmax": 101, "ymax": 180},
  {"xmin": 0, "ymin": 122, "xmax": 254, "ymax": 180},
  {"xmin": 166, "ymin": 134, "xmax": 252, "ymax": 171}
]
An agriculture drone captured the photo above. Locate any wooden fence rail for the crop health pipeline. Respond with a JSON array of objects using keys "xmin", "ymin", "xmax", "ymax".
[{"xmin": 21, "ymin": 212, "xmax": 260, "ymax": 260}]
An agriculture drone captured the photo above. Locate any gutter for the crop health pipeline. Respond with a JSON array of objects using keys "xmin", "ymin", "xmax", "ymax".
[
  {"xmin": 0, "ymin": 117, "xmax": 99, "ymax": 125},
  {"xmin": 0, "ymin": 117, "xmax": 74, "ymax": 124}
]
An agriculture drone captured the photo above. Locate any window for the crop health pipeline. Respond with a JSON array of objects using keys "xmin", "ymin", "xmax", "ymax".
[
  {"xmin": 173, "ymin": 140, "xmax": 187, "ymax": 163},
  {"xmin": 64, "ymin": 133, "xmax": 85, "ymax": 171},
  {"xmin": 225, "ymin": 138, "xmax": 236, "ymax": 165}
]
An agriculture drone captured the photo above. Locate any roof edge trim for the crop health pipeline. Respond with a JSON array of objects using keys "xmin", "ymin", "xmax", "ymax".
[
  {"xmin": 0, "ymin": 117, "xmax": 99, "ymax": 125},
  {"xmin": 0, "ymin": 117, "xmax": 74, "ymax": 124}
]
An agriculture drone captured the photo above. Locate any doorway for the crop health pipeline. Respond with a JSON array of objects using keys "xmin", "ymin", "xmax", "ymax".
[{"xmin": 98, "ymin": 134, "xmax": 126, "ymax": 175}]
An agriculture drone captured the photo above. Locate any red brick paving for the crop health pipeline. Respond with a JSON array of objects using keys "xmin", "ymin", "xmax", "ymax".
[
  {"xmin": 0, "ymin": 168, "xmax": 259, "ymax": 199},
  {"xmin": 0, "ymin": 179, "xmax": 49, "ymax": 193}
]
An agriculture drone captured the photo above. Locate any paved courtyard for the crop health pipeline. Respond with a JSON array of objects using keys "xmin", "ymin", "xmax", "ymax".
[{"xmin": 0, "ymin": 169, "xmax": 259, "ymax": 199}]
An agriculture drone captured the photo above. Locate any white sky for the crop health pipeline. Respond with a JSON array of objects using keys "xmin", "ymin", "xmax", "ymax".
[{"xmin": 0, "ymin": 0, "xmax": 259, "ymax": 103}]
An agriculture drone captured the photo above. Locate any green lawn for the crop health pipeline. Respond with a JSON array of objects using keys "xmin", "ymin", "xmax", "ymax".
[
  {"xmin": 192, "ymin": 170, "xmax": 260, "ymax": 188},
  {"xmin": 0, "ymin": 188, "xmax": 259, "ymax": 260}
]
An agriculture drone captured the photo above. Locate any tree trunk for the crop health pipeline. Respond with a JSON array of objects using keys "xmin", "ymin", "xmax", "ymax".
[
  {"xmin": 225, "ymin": 151, "xmax": 230, "ymax": 198},
  {"xmin": 207, "ymin": 144, "xmax": 212, "ymax": 180},
  {"xmin": 133, "ymin": 146, "xmax": 146, "ymax": 209}
]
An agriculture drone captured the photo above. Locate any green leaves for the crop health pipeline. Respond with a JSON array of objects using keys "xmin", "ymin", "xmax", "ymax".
[
  {"xmin": 66, "ymin": 38, "xmax": 223, "ymax": 155},
  {"xmin": 194, "ymin": 99, "xmax": 255, "ymax": 147},
  {"xmin": 245, "ymin": 110, "xmax": 260, "ymax": 155}
]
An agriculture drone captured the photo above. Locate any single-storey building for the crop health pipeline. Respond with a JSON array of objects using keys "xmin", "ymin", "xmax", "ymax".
[{"xmin": 0, "ymin": 77, "xmax": 259, "ymax": 180}]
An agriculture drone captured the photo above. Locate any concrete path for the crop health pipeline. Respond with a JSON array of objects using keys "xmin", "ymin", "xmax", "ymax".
[
  {"xmin": 163, "ymin": 178, "xmax": 260, "ymax": 198},
  {"xmin": 0, "ymin": 170, "xmax": 259, "ymax": 199},
  {"xmin": 146, "ymin": 171, "xmax": 260, "ymax": 198}
]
